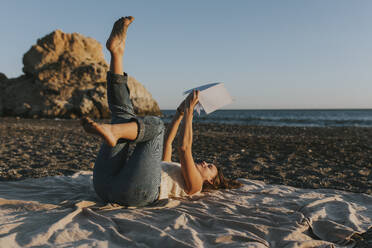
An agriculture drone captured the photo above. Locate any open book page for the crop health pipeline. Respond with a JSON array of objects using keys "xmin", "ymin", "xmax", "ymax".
[{"xmin": 184, "ymin": 83, "xmax": 233, "ymax": 114}]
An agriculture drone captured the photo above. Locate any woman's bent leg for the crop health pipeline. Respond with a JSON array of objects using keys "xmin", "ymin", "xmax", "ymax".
[
  {"xmin": 109, "ymin": 117, "xmax": 164, "ymax": 207},
  {"xmin": 93, "ymin": 71, "xmax": 138, "ymax": 203}
]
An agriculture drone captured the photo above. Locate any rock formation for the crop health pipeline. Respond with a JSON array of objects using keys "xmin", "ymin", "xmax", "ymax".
[
  {"xmin": 0, "ymin": 72, "xmax": 6, "ymax": 82},
  {"xmin": 0, "ymin": 30, "xmax": 161, "ymax": 118}
]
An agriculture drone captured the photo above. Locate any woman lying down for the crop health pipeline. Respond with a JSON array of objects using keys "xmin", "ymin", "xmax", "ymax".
[{"xmin": 81, "ymin": 16, "xmax": 241, "ymax": 207}]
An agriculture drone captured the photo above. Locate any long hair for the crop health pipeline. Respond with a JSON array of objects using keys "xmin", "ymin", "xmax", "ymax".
[{"xmin": 202, "ymin": 166, "xmax": 243, "ymax": 191}]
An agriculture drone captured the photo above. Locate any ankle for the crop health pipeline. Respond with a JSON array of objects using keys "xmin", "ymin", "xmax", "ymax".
[
  {"xmin": 106, "ymin": 124, "xmax": 118, "ymax": 141},
  {"xmin": 109, "ymin": 51, "xmax": 124, "ymax": 58}
]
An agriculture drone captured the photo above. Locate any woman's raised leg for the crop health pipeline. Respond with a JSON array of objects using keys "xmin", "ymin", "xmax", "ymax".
[
  {"xmin": 81, "ymin": 16, "xmax": 138, "ymax": 146},
  {"xmin": 106, "ymin": 16, "xmax": 136, "ymax": 122}
]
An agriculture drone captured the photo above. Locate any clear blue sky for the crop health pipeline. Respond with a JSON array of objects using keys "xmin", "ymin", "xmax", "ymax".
[{"xmin": 1, "ymin": 0, "xmax": 371, "ymax": 109}]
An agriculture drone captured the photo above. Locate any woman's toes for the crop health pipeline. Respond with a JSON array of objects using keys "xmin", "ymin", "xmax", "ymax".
[{"xmin": 124, "ymin": 16, "xmax": 134, "ymax": 25}]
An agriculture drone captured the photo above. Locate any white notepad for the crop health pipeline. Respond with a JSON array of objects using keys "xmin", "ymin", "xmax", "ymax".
[{"xmin": 184, "ymin": 83, "xmax": 233, "ymax": 114}]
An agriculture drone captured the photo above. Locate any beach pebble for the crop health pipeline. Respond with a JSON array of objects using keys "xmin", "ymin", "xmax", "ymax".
[
  {"xmin": 311, "ymin": 162, "xmax": 319, "ymax": 167},
  {"xmin": 0, "ymin": 118, "xmax": 371, "ymax": 198},
  {"xmin": 359, "ymin": 169, "xmax": 370, "ymax": 176}
]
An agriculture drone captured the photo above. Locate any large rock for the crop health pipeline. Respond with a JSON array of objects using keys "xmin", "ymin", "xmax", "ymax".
[
  {"xmin": 0, "ymin": 30, "xmax": 161, "ymax": 118},
  {"xmin": 0, "ymin": 72, "xmax": 7, "ymax": 82}
]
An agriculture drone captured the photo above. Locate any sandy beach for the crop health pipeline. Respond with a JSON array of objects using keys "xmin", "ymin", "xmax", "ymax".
[
  {"xmin": 0, "ymin": 117, "xmax": 371, "ymax": 246},
  {"xmin": 1, "ymin": 117, "xmax": 371, "ymax": 194}
]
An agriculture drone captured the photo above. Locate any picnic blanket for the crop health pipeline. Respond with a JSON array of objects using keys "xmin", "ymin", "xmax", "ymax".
[{"xmin": 0, "ymin": 171, "xmax": 371, "ymax": 247}]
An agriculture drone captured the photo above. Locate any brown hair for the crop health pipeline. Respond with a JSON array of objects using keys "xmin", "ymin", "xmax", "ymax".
[{"xmin": 202, "ymin": 166, "xmax": 243, "ymax": 191}]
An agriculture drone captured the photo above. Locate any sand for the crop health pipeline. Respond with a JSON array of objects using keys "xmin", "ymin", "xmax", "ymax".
[{"xmin": 0, "ymin": 117, "xmax": 371, "ymax": 246}]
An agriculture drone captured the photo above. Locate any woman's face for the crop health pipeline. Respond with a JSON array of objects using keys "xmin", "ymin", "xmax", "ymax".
[{"xmin": 195, "ymin": 161, "xmax": 218, "ymax": 183}]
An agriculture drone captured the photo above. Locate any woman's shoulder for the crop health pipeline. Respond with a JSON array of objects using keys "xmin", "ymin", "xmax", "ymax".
[
  {"xmin": 160, "ymin": 161, "xmax": 182, "ymax": 176},
  {"xmin": 159, "ymin": 161, "xmax": 188, "ymax": 199},
  {"xmin": 160, "ymin": 160, "xmax": 202, "ymax": 197}
]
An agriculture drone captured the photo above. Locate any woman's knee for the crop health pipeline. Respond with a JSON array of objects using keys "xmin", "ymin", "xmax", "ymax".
[
  {"xmin": 143, "ymin": 116, "xmax": 164, "ymax": 134},
  {"xmin": 134, "ymin": 116, "xmax": 164, "ymax": 142}
]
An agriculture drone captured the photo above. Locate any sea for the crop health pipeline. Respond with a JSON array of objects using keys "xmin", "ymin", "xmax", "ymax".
[{"xmin": 160, "ymin": 109, "xmax": 372, "ymax": 127}]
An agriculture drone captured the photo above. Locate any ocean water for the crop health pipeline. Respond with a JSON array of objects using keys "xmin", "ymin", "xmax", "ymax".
[{"xmin": 160, "ymin": 109, "xmax": 372, "ymax": 127}]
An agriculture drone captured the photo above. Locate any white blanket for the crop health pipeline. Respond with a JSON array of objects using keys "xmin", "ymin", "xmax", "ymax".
[{"xmin": 0, "ymin": 171, "xmax": 371, "ymax": 247}]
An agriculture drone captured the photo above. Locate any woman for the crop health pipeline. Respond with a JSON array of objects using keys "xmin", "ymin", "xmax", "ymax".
[{"xmin": 82, "ymin": 16, "xmax": 240, "ymax": 207}]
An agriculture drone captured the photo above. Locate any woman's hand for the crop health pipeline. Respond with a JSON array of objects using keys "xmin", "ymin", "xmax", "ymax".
[{"xmin": 185, "ymin": 90, "xmax": 199, "ymax": 113}]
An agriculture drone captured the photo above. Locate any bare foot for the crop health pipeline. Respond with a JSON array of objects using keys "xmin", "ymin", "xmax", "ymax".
[
  {"xmin": 106, "ymin": 16, "xmax": 134, "ymax": 55},
  {"xmin": 81, "ymin": 117, "xmax": 117, "ymax": 147}
]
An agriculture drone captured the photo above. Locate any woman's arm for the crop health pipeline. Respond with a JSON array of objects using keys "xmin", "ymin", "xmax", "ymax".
[
  {"xmin": 178, "ymin": 91, "xmax": 203, "ymax": 195},
  {"xmin": 162, "ymin": 109, "xmax": 183, "ymax": 162},
  {"xmin": 162, "ymin": 100, "xmax": 186, "ymax": 162}
]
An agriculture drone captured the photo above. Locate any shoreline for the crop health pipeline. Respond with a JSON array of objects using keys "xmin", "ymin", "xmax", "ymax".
[{"xmin": 0, "ymin": 117, "xmax": 371, "ymax": 195}]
